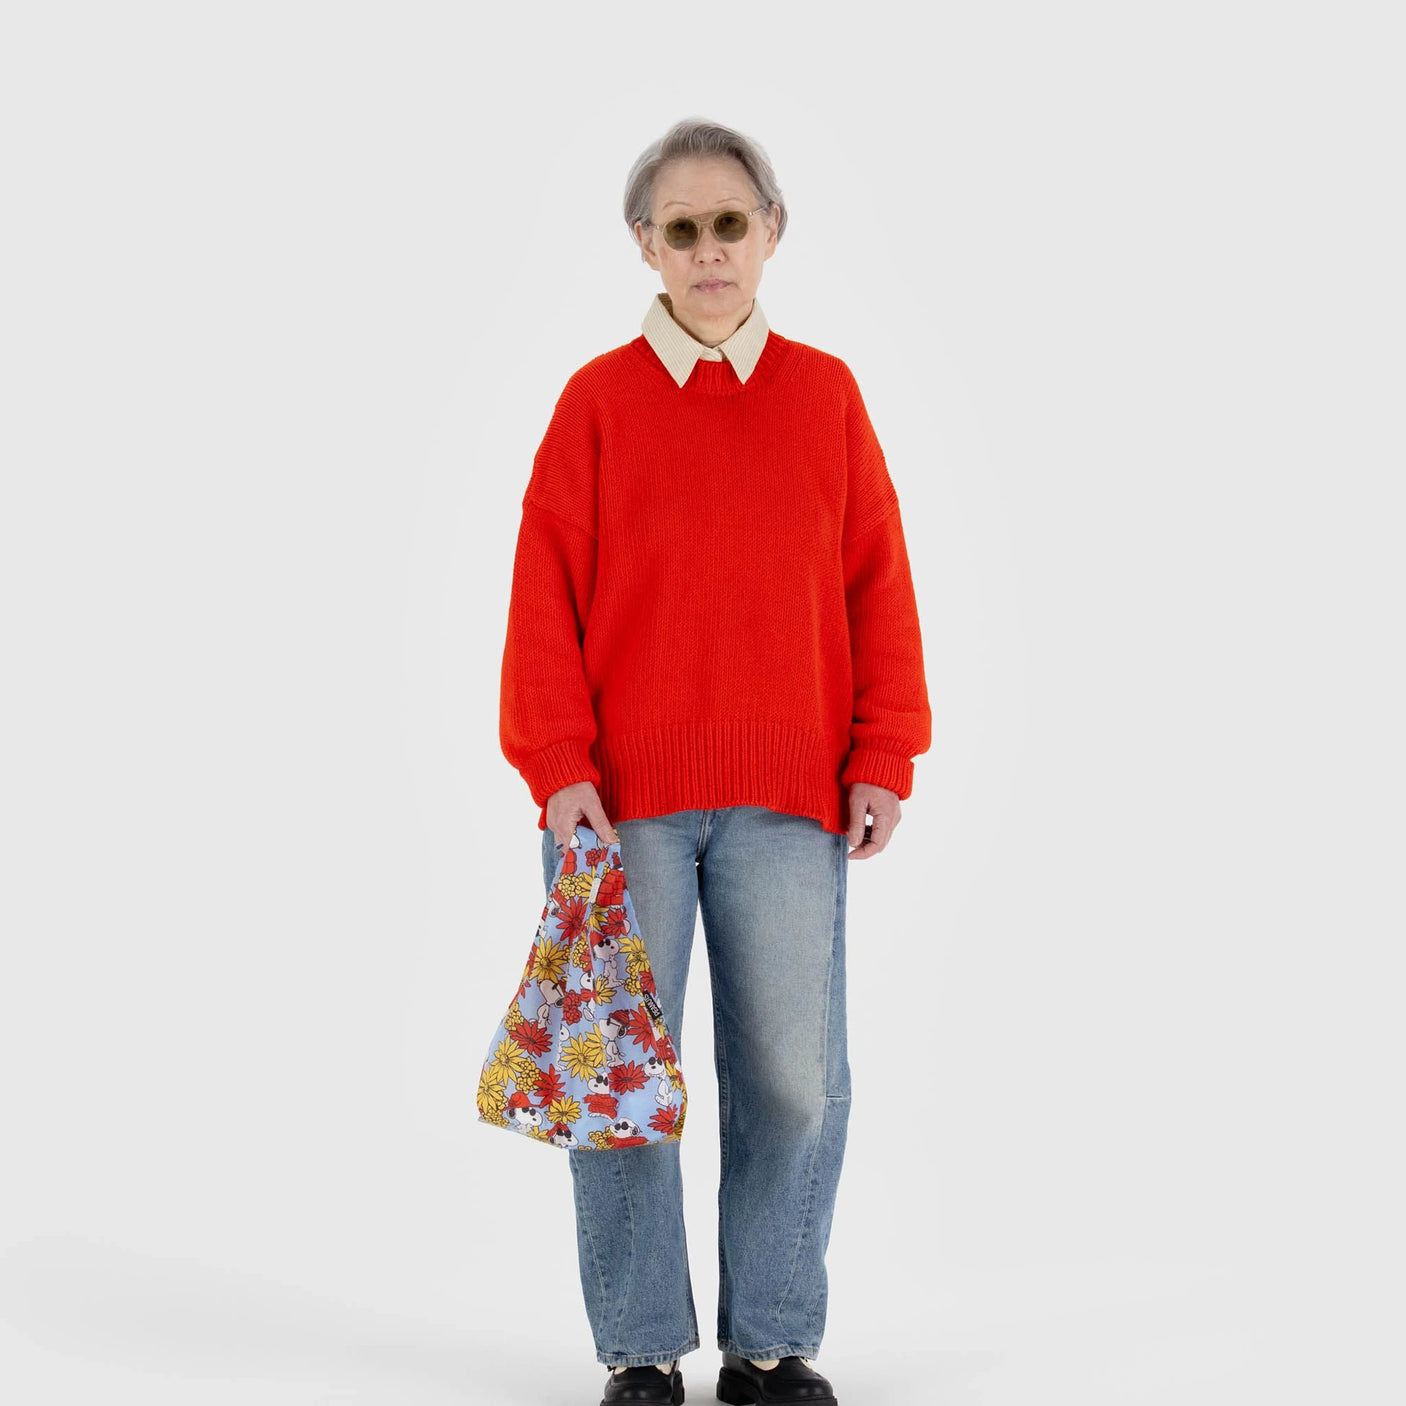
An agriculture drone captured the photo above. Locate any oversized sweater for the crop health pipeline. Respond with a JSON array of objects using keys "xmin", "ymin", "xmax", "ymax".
[{"xmin": 498, "ymin": 294, "xmax": 932, "ymax": 836}]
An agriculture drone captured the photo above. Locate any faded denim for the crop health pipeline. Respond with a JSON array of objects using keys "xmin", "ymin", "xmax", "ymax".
[{"xmin": 541, "ymin": 804, "xmax": 852, "ymax": 1368}]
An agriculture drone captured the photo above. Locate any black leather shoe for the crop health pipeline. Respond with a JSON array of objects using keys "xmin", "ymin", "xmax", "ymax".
[
  {"xmin": 600, "ymin": 1362, "xmax": 685, "ymax": 1405},
  {"xmin": 716, "ymin": 1353, "xmax": 837, "ymax": 1405}
]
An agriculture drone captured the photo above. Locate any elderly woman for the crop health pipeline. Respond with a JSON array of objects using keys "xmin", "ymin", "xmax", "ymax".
[{"xmin": 499, "ymin": 117, "xmax": 931, "ymax": 1406}]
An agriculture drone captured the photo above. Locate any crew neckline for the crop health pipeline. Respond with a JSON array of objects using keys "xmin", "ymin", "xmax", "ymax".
[{"xmin": 630, "ymin": 327, "xmax": 799, "ymax": 397}]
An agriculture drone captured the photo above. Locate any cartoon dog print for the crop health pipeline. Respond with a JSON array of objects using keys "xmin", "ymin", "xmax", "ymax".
[
  {"xmin": 583, "ymin": 1072, "xmax": 618, "ymax": 1121},
  {"xmin": 590, "ymin": 931, "xmax": 625, "ymax": 987},
  {"xmin": 578, "ymin": 970, "xmax": 599, "ymax": 1021},
  {"xmin": 532, "ymin": 976, "xmax": 565, "ymax": 1029},
  {"xmin": 596, "ymin": 1009, "xmax": 627, "ymax": 1068},
  {"xmin": 642, "ymin": 1053, "xmax": 673, "ymax": 1107},
  {"xmin": 505, "ymin": 1089, "xmax": 541, "ymax": 1132}
]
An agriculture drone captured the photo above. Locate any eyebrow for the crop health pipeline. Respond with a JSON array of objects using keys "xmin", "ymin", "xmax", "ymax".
[{"xmin": 661, "ymin": 198, "xmax": 749, "ymax": 212}]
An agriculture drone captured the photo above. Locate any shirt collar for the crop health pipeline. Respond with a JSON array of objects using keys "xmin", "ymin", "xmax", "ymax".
[{"xmin": 641, "ymin": 291, "xmax": 771, "ymax": 388}]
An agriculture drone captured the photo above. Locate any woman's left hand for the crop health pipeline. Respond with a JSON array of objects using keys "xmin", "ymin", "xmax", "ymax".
[{"xmin": 846, "ymin": 782, "xmax": 900, "ymax": 860}]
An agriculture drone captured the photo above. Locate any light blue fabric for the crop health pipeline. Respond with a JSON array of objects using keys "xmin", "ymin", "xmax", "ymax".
[
  {"xmin": 477, "ymin": 821, "xmax": 688, "ymax": 1150},
  {"xmin": 543, "ymin": 805, "xmax": 852, "ymax": 1368}
]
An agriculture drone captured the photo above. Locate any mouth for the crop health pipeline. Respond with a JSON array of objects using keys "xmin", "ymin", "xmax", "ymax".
[{"xmin": 696, "ymin": 279, "xmax": 730, "ymax": 291}]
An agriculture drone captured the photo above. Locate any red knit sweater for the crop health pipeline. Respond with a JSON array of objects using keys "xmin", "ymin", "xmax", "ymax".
[{"xmin": 498, "ymin": 327, "xmax": 932, "ymax": 836}]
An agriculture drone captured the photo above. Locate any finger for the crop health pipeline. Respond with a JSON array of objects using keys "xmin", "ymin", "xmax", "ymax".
[
  {"xmin": 848, "ymin": 808, "xmax": 895, "ymax": 858},
  {"xmin": 586, "ymin": 804, "xmax": 619, "ymax": 844},
  {"xmin": 847, "ymin": 797, "xmax": 870, "ymax": 850},
  {"xmin": 866, "ymin": 809, "xmax": 895, "ymax": 851}
]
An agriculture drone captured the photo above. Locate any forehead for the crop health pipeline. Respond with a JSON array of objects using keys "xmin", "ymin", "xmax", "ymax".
[{"xmin": 661, "ymin": 195, "xmax": 751, "ymax": 214}]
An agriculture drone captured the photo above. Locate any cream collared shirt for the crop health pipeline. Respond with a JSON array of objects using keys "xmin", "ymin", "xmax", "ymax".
[{"xmin": 641, "ymin": 290, "xmax": 771, "ymax": 387}]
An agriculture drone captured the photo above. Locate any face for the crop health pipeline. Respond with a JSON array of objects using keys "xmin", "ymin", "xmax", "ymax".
[{"xmin": 634, "ymin": 155, "xmax": 779, "ymax": 343}]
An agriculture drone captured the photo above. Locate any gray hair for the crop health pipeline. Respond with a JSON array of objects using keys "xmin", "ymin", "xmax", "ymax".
[{"xmin": 622, "ymin": 117, "xmax": 788, "ymax": 250}]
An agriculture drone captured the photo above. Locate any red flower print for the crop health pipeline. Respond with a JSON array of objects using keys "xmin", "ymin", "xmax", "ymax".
[
  {"xmin": 598, "ymin": 906, "xmax": 629, "ymax": 939},
  {"xmin": 534, "ymin": 1064, "xmax": 565, "ymax": 1107},
  {"xmin": 622, "ymin": 1008, "xmax": 658, "ymax": 1055},
  {"xmin": 609, "ymin": 1060, "xmax": 648, "ymax": 1094},
  {"xmin": 555, "ymin": 894, "xmax": 591, "ymax": 942},
  {"xmin": 510, "ymin": 1021, "xmax": 552, "ymax": 1058}
]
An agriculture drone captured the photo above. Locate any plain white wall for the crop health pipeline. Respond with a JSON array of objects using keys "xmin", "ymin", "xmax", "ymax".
[{"xmin": 1, "ymin": 3, "xmax": 1401, "ymax": 1403}]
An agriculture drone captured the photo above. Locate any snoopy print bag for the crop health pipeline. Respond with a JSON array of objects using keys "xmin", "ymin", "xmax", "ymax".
[{"xmin": 475, "ymin": 822, "xmax": 689, "ymax": 1151}]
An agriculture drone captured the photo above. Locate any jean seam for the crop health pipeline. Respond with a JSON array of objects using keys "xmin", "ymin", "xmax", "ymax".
[
  {"xmin": 805, "ymin": 834, "xmax": 848, "ymax": 1340},
  {"xmin": 719, "ymin": 1338, "xmax": 823, "ymax": 1358},
  {"xmin": 808, "ymin": 831, "xmax": 849, "ymax": 1341},
  {"xmin": 598, "ymin": 1337, "xmax": 701, "ymax": 1368},
  {"xmin": 710, "ymin": 934, "xmax": 733, "ymax": 1341},
  {"xmin": 772, "ymin": 843, "xmax": 840, "ymax": 1342},
  {"xmin": 612, "ymin": 1150, "xmax": 636, "ymax": 1348},
  {"xmin": 572, "ymin": 1165, "xmax": 610, "ymax": 1307},
  {"xmin": 827, "ymin": 829, "xmax": 850, "ymax": 1102},
  {"xmin": 809, "ymin": 832, "xmax": 849, "ymax": 1338}
]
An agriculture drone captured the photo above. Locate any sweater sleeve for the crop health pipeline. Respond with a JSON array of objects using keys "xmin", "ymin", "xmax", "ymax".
[
  {"xmin": 498, "ymin": 374, "xmax": 604, "ymax": 813},
  {"xmin": 837, "ymin": 364, "xmax": 933, "ymax": 799}
]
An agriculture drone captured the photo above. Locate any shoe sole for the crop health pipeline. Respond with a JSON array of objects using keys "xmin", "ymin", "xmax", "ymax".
[{"xmin": 716, "ymin": 1365, "xmax": 837, "ymax": 1405}]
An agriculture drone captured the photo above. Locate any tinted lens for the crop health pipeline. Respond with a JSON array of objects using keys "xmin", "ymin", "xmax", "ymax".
[
  {"xmin": 713, "ymin": 211, "xmax": 748, "ymax": 241},
  {"xmin": 663, "ymin": 218, "xmax": 700, "ymax": 250}
]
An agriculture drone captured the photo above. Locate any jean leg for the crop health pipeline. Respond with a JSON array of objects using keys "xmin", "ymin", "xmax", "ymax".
[
  {"xmin": 542, "ymin": 817, "xmax": 705, "ymax": 1367},
  {"xmin": 695, "ymin": 806, "xmax": 851, "ymax": 1360}
]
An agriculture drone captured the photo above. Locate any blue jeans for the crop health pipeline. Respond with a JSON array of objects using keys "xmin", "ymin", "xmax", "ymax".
[{"xmin": 541, "ymin": 805, "xmax": 852, "ymax": 1368}]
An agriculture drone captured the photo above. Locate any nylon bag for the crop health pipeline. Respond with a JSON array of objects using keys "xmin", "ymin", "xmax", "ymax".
[{"xmin": 475, "ymin": 822, "xmax": 689, "ymax": 1151}]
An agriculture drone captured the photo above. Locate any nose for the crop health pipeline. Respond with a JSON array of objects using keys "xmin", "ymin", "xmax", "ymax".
[{"xmin": 693, "ymin": 223, "xmax": 728, "ymax": 258}]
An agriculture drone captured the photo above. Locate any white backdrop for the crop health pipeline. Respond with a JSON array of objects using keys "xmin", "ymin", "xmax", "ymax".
[{"xmin": 1, "ymin": 3, "xmax": 1401, "ymax": 1403}]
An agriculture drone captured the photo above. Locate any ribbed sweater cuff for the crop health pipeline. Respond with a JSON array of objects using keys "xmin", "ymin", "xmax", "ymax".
[
  {"xmin": 840, "ymin": 748, "xmax": 915, "ymax": 799},
  {"xmin": 522, "ymin": 741, "xmax": 602, "ymax": 806}
]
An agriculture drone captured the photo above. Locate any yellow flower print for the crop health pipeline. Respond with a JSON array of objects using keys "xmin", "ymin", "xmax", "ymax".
[
  {"xmin": 476, "ymin": 1065, "xmax": 507, "ymax": 1121},
  {"xmin": 556, "ymin": 871, "xmax": 595, "ymax": 903},
  {"xmin": 561, "ymin": 1028, "xmax": 607, "ymax": 1081},
  {"xmin": 531, "ymin": 936, "xmax": 569, "ymax": 985},
  {"xmin": 489, "ymin": 1037, "xmax": 534, "ymax": 1084},
  {"xmin": 547, "ymin": 1095, "xmax": 581, "ymax": 1126}
]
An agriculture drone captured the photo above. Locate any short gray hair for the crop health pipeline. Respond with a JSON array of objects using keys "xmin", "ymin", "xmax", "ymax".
[{"xmin": 623, "ymin": 117, "xmax": 788, "ymax": 249}]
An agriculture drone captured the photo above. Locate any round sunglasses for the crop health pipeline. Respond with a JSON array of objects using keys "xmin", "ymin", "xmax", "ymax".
[{"xmin": 647, "ymin": 205, "xmax": 770, "ymax": 251}]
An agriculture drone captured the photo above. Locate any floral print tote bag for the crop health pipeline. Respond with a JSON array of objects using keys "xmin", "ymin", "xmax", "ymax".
[{"xmin": 475, "ymin": 822, "xmax": 689, "ymax": 1151}]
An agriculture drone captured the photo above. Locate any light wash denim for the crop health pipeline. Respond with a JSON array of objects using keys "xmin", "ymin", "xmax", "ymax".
[{"xmin": 540, "ymin": 804, "xmax": 852, "ymax": 1369}]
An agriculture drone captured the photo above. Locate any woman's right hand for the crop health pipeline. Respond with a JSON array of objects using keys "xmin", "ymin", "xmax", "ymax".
[{"xmin": 546, "ymin": 781, "xmax": 619, "ymax": 853}]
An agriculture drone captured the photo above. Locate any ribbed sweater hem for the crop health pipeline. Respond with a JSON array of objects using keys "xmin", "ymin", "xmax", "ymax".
[{"xmin": 532, "ymin": 719, "xmax": 851, "ymax": 837}]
